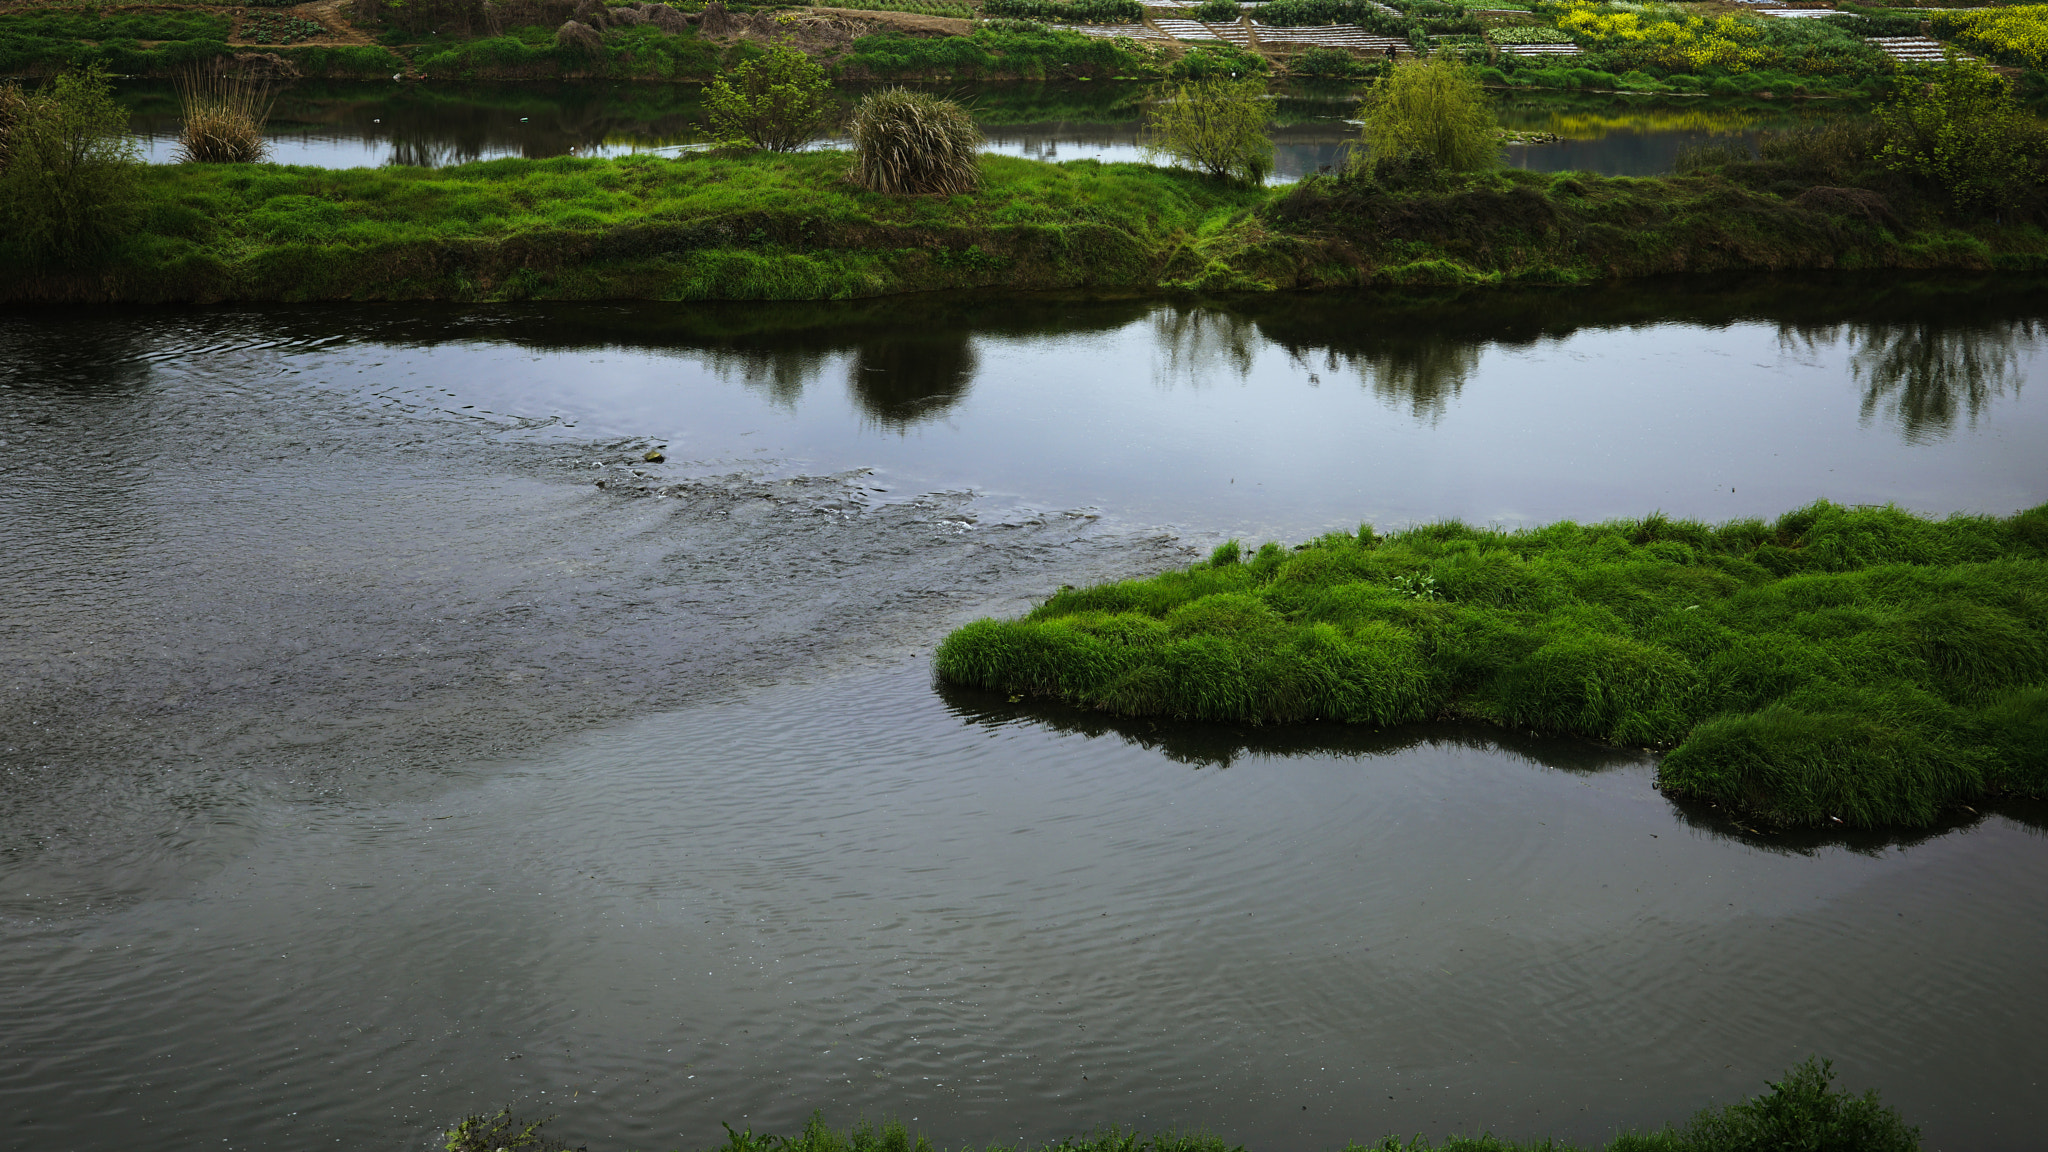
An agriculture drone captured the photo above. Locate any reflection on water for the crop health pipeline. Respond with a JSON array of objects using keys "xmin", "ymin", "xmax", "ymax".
[
  {"xmin": 1780, "ymin": 318, "xmax": 2038, "ymax": 443},
  {"xmin": 937, "ymin": 678, "xmax": 2047, "ymax": 853},
  {"xmin": 89, "ymin": 275, "xmax": 2041, "ymax": 539},
  {"xmin": 5, "ymin": 279, "xmax": 2048, "ymax": 1152},
  {"xmin": 113, "ymin": 78, "xmax": 1863, "ymax": 177},
  {"xmin": 1848, "ymin": 322, "xmax": 2032, "ymax": 442}
]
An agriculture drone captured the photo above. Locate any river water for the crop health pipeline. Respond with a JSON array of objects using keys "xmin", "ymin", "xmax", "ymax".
[
  {"xmin": 3, "ymin": 278, "xmax": 2047, "ymax": 1152},
  {"xmin": 113, "ymin": 79, "xmax": 1843, "ymax": 178}
]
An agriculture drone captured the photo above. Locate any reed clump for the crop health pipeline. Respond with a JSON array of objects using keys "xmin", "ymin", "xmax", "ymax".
[
  {"xmin": 935, "ymin": 500, "xmax": 2048, "ymax": 829},
  {"xmin": 173, "ymin": 65, "xmax": 272, "ymax": 164},
  {"xmin": 848, "ymin": 88, "xmax": 983, "ymax": 196}
]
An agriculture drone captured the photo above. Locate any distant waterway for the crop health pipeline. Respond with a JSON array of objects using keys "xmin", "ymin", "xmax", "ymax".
[
  {"xmin": 3, "ymin": 277, "xmax": 2046, "ymax": 1152},
  {"xmin": 111, "ymin": 78, "xmax": 1849, "ymax": 178}
]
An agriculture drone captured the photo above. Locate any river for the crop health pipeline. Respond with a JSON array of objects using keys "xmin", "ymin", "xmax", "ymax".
[
  {"xmin": 3, "ymin": 277, "xmax": 2046, "ymax": 1151},
  {"xmin": 112, "ymin": 78, "xmax": 1847, "ymax": 178}
]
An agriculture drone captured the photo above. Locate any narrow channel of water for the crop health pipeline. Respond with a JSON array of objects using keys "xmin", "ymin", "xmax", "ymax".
[
  {"xmin": 4, "ymin": 278, "xmax": 2046, "ymax": 1151},
  {"xmin": 111, "ymin": 78, "xmax": 1845, "ymax": 177}
]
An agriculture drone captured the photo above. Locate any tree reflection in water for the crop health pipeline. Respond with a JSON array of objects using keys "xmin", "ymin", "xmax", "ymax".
[
  {"xmin": 1785, "ymin": 318, "xmax": 2037, "ymax": 443},
  {"xmin": 846, "ymin": 337, "xmax": 979, "ymax": 429},
  {"xmin": 711, "ymin": 335, "xmax": 979, "ymax": 429},
  {"xmin": 1152, "ymin": 305, "xmax": 1258, "ymax": 385}
]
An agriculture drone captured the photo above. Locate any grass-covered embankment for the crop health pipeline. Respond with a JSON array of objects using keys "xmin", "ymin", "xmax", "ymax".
[
  {"xmin": 934, "ymin": 502, "xmax": 2048, "ymax": 830},
  {"xmin": 9, "ymin": 148, "xmax": 2048, "ymax": 304}
]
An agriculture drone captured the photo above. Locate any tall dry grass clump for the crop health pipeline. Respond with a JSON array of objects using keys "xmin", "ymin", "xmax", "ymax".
[
  {"xmin": 848, "ymin": 88, "xmax": 983, "ymax": 195},
  {"xmin": 174, "ymin": 65, "xmax": 273, "ymax": 164}
]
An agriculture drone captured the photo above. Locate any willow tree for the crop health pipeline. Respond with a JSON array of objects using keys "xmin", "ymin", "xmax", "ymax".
[{"xmin": 1354, "ymin": 56, "xmax": 1497, "ymax": 173}]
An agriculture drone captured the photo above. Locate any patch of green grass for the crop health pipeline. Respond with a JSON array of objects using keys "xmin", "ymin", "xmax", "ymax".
[
  {"xmin": 11, "ymin": 141, "xmax": 2048, "ymax": 302},
  {"xmin": 935, "ymin": 501, "xmax": 2048, "ymax": 828},
  {"xmin": 0, "ymin": 11, "xmax": 232, "ymax": 42},
  {"xmin": 839, "ymin": 26, "xmax": 1155, "ymax": 80},
  {"xmin": 6, "ymin": 150, "xmax": 1265, "ymax": 303}
]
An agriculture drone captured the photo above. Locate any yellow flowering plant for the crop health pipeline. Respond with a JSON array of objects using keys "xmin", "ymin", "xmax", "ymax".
[
  {"xmin": 1547, "ymin": 0, "xmax": 1772, "ymax": 72},
  {"xmin": 1932, "ymin": 4, "xmax": 2048, "ymax": 70}
]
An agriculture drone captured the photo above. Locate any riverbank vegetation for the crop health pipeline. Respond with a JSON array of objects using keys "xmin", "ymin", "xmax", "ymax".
[
  {"xmin": 447, "ymin": 1058, "xmax": 1917, "ymax": 1152},
  {"xmin": 935, "ymin": 501, "xmax": 2048, "ymax": 829},
  {"xmin": 5, "ymin": 0, "xmax": 2041, "ymax": 91},
  {"xmin": 4, "ymin": 54, "xmax": 2045, "ymax": 300}
]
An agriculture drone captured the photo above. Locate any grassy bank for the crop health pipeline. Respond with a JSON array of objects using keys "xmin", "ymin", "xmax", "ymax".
[
  {"xmin": 449, "ymin": 1057, "xmax": 1918, "ymax": 1152},
  {"xmin": 7, "ymin": 148, "xmax": 2047, "ymax": 304},
  {"xmin": 933, "ymin": 502, "xmax": 2048, "ymax": 830}
]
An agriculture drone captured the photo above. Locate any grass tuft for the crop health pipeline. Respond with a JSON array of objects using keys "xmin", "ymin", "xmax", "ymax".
[
  {"xmin": 172, "ymin": 64, "xmax": 272, "ymax": 165},
  {"xmin": 848, "ymin": 88, "xmax": 983, "ymax": 195},
  {"xmin": 934, "ymin": 501, "xmax": 2048, "ymax": 829}
]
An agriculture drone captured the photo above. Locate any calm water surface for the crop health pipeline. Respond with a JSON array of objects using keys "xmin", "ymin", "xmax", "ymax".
[
  {"xmin": 3, "ymin": 278, "xmax": 2046, "ymax": 1151},
  {"xmin": 113, "ymin": 79, "xmax": 1844, "ymax": 177}
]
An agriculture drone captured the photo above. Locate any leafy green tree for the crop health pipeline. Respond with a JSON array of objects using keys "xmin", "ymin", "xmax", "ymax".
[
  {"xmin": 0, "ymin": 66, "xmax": 140, "ymax": 265},
  {"xmin": 704, "ymin": 40, "xmax": 835, "ymax": 153},
  {"xmin": 1875, "ymin": 52, "xmax": 2043, "ymax": 213},
  {"xmin": 1354, "ymin": 56, "xmax": 1497, "ymax": 174},
  {"xmin": 1143, "ymin": 75, "xmax": 1272, "ymax": 184}
]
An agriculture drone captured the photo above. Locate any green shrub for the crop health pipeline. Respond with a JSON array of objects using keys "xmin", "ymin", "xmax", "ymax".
[
  {"xmin": 1194, "ymin": 0, "xmax": 1244, "ymax": 22},
  {"xmin": 706, "ymin": 41, "xmax": 835, "ymax": 151},
  {"xmin": 848, "ymin": 87, "xmax": 983, "ymax": 195},
  {"xmin": 1875, "ymin": 53, "xmax": 2046, "ymax": 212},
  {"xmin": 0, "ymin": 66, "xmax": 139, "ymax": 265},
  {"xmin": 1144, "ymin": 74, "xmax": 1273, "ymax": 183},
  {"xmin": 1169, "ymin": 43, "xmax": 1269, "ymax": 78},
  {"xmin": 1290, "ymin": 45, "xmax": 1372, "ymax": 77},
  {"xmin": 1355, "ymin": 56, "xmax": 1498, "ymax": 172},
  {"xmin": 1681, "ymin": 1057, "xmax": 1919, "ymax": 1152},
  {"xmin": 1257, "ymin": 0, "xmax": 1397, "ymax": 27}
]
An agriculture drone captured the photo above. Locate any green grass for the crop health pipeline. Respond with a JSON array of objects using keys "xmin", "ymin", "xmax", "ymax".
[
  {"xmin": 934, "ymin": 502, "xmax": 2048, "ymax": 829},
  {"xmin": 839, "ymin": 26, "xmax": 1154, "ymax": 80},
  {"xmin": 5, "ymin": 150, "xmax": 1267, "ymax": 302},
  {"xmin": 9, "ymin": 142, "xmax": 2048, "ymax": 301}
]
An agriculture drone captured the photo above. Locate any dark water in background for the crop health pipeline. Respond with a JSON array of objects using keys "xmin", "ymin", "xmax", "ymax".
[
  {"xmin": 4, "ymin": 278, "xmax": 2048, "ymax": 1151},
  {"xmin": 112, "ymin": 78, "xmax": 1844, "ymax": 177}
]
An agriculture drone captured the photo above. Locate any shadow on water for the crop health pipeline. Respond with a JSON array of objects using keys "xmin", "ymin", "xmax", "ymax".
[
  {"xmin": 934, "ymin": 677, "xmax": 1647, "ymax": 773},
  {"xmin": 1229, "ymin": 275, "xmax": 2047, "ymax": 436},
  {"xmin": 939, "ymin": 679, "xmax": 2048, "ymax": 855},
  {"xmin": 1778, "ymin": 320, "xmax": 2037, "ymax": 443},
  {"xmin": 98, "ymin": 271, "xmax": 2047, "ymax": 440}
]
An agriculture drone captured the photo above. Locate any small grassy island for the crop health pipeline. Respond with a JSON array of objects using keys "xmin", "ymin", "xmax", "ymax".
[{"xmin": 935, "ymin": 502, "xmax": 2048, "ymax": 830}]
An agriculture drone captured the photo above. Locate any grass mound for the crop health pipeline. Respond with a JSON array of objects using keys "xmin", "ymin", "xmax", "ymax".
[{"xmin": 934, "ymin": 501, "xmax": 2048, "ymax": 828}]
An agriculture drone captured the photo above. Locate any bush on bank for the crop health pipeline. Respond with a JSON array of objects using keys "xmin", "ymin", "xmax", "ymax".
[
  {"xmin": 934, "ymin": 502, "xmax": 2048, "ymax": 829},
  {"xmin": 448, "ymin": 1057, "xmax": 1917, "ymax": 1152}
]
